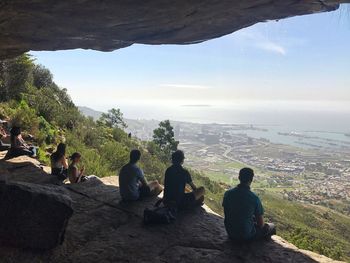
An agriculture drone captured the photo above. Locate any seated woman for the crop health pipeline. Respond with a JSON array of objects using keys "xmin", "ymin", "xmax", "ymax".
[
  {"xmin": 67, "ymin": 152, "xmax": 97, "ymax": 184},
  {"xmin": 8, "ymin": 127, "xmax": 37, "ymax": 158},
  {"xmin": 67, "ymin": 152, "xmax": 85, "ymax": 184},
  {"xmin": 50, "ymin": 143, "xmax": 68, "ymax": 181}
]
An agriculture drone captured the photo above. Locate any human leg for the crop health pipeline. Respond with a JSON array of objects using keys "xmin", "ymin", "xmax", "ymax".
[
  {"xmin": 193, "ymin": 186, "xmax": 205, "ymax": 201},
  {"xmin": 254, "ymin": 223, "xmax": 276, "ymax": 240},
  {"xmin": 147, "ymin": 180, "xmax": 163, "ymax": 196}
]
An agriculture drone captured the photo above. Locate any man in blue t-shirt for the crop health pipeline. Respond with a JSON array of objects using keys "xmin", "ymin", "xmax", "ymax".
[
  {"xmin": 222, "ymin": 168, "xmax": 276, "ymax": 241},
  {"xmin": 164, "ymin": 150, "xmax": 205, "ymax": 209},
  {"xmin": 119, "ymin": 150, "xmax": 163, "ymax": 201}
]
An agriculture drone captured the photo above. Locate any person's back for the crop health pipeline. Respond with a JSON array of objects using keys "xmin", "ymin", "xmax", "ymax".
[
  {"xmin": 164, "ymin": 164, "xmax": 191, "ymax": 205},
  {"xmin": 119, "ymin": 150, "xmax": 163, "ymax": 202},
  {"xmin": 51, "ymin": 143, "xmax": 68, "ymax": 181},
  {"xmin": 119, "ymin": 162, "xmax": 144, "ymax": 201},
  {"xmin": 223, "ymin": 185, "xmax": 263, "ymax": 240},
  {"xmin": 222, "ymin": 167, "xmax": 275, "ymax": 241},
  {"xmin": 163, "ymin": 150, "xmax": 205, "ymax": 209}
]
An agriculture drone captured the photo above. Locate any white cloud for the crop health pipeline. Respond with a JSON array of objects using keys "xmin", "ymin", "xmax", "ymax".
[
  {"xmin": 233, "ymin": 29, "xmax": 287, "ymax": 56},
  {"xmin": 256, "ymin": 42, "xmax": 286, "ymax": 55},
  {"xmin": 160, "ymin": 84, "xmax": 211, "ymax": 90}
]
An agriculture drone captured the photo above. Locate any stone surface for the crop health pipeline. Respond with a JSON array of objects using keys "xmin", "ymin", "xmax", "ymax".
[
  {"xmin": 0, "ymin": 180, "xmax": 73, "ymax": 249},
  {"xmin": 0, "ymin": 0, "xmax": 349, "ymax": 59},
  {"xmin": 0, "ymin": 153, "xmax": 345, "ymax": 262}
]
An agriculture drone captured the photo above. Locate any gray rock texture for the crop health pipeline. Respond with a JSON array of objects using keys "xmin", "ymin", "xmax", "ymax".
[
  {"xmin": 0, "ymin": 0, "xmax": 349, "ymax": 58},
  {"xmin": 0, "ymin": 153, "xmax": 345, "ymax": 262},
  {"xmin": 0, "ymin": 180, "xmax": 73, "ymax": 249}
]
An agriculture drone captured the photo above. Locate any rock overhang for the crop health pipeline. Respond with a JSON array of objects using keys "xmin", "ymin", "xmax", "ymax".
[{"xmin": 0, "ymin": 0, "xmax": 349, "ymax": 59}]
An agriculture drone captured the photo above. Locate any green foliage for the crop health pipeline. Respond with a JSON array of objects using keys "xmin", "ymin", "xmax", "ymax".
[
  {"xmin": 10, "ymin": 100, "xmax": 39, "ymax": 135},
  {"xmin": 1, "ymin": 54, "xmax": 349, "ymax": 261},
  {"xmin": 99, "ymin": 141, "xmax": 129, "ymax": 172},
  {"xmin": 0, "ymin": 54, "xmax": 33, "ymax": 101},
  {"xmin": 37, "ymin": 116, "xmax": 57, "ymax": 145},
  {"xmin": 152, "ymin": 120, "xmax": 179, "ymax": 161},
  {"xmin": 99, "ymin": 108, "xmax": 127, "ymax": 129},
  {"xmin": 32, "ymin": 64, "xmax": 53, "ymax": 89}
]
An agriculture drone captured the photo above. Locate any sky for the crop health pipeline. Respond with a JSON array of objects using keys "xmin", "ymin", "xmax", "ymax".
[{"xmin": 30, "ymin": 4, "xmax": 350, "ymax": 114}]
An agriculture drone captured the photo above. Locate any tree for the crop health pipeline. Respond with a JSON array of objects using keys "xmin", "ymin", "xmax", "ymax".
[
  {"xmin": 0, "ymin": 54, "xmax": 33, "ymax": 101},
  {"xmin": 32, "ymin": 64, "xmax": 53, "ymax": 89},
  {"xmin": 152, "ymin": 120, "xmax": 179, "ymax": 160},
  {"xmin": 99, "ymin": 108, "xmax": 127, "ymax": 129}
]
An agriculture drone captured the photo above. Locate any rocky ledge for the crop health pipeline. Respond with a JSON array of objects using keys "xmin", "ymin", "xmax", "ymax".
[
  {"xmin": 1, "ymin": 0, "xmax": 350, "ymax": 59},
  {"xmin": 0, "ymin": 153, "xmax": 345, "ymax": 263}
]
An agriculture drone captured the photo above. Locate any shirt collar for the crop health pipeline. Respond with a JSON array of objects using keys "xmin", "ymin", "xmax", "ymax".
[{"xmin": 238, "ymin": 183, "xmax": 250, "ymax": 190}]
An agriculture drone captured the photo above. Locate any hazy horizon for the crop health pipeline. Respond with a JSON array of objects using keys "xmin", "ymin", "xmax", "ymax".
[{"xmin": 30, "ymin": 4, "xmax": 350, "ymax": 128}]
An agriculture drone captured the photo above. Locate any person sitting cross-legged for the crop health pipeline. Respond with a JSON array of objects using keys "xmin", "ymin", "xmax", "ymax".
[
  {"xmin": 222, "ymin": 167, "xmax": 276, "ymax": 242},
  {"xmin": 119, "ymin": 149, "xmax": 163, "ymax": 202},
  {"xmin": 8, "ymin": 126, "xmax": 37, "ymax": 158},
  {"xmin": 163, "ymin": 150, "xmax": 205, "ymax": 210}
]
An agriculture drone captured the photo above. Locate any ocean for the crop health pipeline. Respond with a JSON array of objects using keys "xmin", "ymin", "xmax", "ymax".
[{"xmin": 97, "ymin": 100, "xmax": 350, "ymax": 149}]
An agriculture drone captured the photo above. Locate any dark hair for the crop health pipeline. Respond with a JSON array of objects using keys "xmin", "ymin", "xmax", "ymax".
[
  {"xmin": 130, "ymin": 149, "xmax": 141, "ymax": 163},
  {"xmin": 51, "ymin": 143, "xmax": 66, "ymax": 162},
  {"xmin": 10, "ymin": 126, "xmax": 21, "ymax": 145},
  {"xmin": 172, "ymin": 150, "xmax": 185, "ymax": 165},
  {"xmin": 10, "ymin": 126, "xmax": 21, "ymax": 136},
  {"xmin": 238, "ymin": 168, "xmax": 254, "ymax": 184},
  {"xmin": 69, "ymin": 152, "xmax": 81, "ymax": 161}
]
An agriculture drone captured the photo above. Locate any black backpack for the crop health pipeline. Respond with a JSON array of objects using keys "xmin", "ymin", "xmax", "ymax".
[{"xmin": 143, "ymin": 199, "xmax": 177, "ymax": 225}]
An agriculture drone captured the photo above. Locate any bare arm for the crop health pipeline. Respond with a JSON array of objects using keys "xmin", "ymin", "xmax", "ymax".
[
  {"xmin": 139, "ymin": 176, "xmax": 148, "ymax": 187},
  {"xmin": 61, "ymin": 156, "xmax": 68, "ymax": 169},
  {"xmin": 188, "ymin": 181, "xmax": 197, "ymax": 190},
  {"xmin": 256, "ymin": 215, "xmax": 264, "ymax": 228},
  {"xmin": 69, "ymin": 167, "xmax": 83, "ymax": 183}
]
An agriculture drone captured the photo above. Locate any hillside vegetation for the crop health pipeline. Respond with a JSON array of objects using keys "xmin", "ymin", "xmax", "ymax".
[{"xmin": 0, "ymin": 54, "xmax": 349, "ymax": 261}]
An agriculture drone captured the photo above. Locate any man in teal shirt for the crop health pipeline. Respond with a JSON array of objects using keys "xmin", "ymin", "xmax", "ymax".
[{"xmin": 222, "ymin": 168, "xmax": 276, "ymax": 241}]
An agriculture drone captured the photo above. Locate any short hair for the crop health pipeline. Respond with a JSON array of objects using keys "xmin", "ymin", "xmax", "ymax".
[
  {"xmin": 172, "ymin": 150, "xmax": 185, "ymax": 165},
  {"xmin": 238, "ymin": 168, "xmax": 254, "ymax": 184},
  {"xmin": 130, "ymin": 149, "xmax": 141, "ymax": 163}
]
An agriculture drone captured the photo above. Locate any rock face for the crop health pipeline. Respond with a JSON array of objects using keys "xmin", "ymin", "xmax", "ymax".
[
  {"xmin": 0, "ymin": 180, "xmax": 73, "ymax": 250},
  {"xmin": 0, "ymin": 153, "xmax": 345, "ymax": 262},
  {"xmin": 0, "ymin": 0, "xmax": 349, "ymax": 59}
]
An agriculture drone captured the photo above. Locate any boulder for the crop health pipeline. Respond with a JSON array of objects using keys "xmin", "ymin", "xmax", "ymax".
[
  {"xmin": 0, "ymin": 156, "xmax": 345, "ymax": 262},
  {"xmin": 0, "ymin": 181, "xmax": 73, "ymax": 249}
]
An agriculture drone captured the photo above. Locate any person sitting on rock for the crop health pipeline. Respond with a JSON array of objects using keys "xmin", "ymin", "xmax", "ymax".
[
  {"xmin": 8, "ymin": 126, "xmax": 37, "ymax": 158},
  {"xmin": 163, "ymin": 150, "xmax": 205, "ymax": 210},
  {"xmin": 68, "ymin": 152, "xmax": 85, "ymax": 184},
  {"xmin": 119, "ymin": 149, "xmax": 163, "ymax": 201},
  {"xmin": 0, "ymin": 120, "xmax": 10, "ymax": 151},
  {"xmin": 50, "ymin": 143, "xmax": 68, "ymax": 181},
  {"xmin": 222, "ymin": 167, "xmax": 276, "ymax": 242}
]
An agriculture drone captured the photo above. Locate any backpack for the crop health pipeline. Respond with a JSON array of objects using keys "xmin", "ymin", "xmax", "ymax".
[{"xmin": 143, "ymin": 199, "xmax": 177, "ymax": 225}]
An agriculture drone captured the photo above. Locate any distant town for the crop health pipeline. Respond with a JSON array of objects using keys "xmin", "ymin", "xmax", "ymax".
[
  {"xmin": 78, "ymin": 107, "xmax": 350, "ymax": 216},
  {"xmin": 126, "ymin": 119, "xmax": 350, "ymax": 216}
]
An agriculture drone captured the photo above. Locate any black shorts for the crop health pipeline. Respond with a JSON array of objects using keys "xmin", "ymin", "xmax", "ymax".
[
  {"xmin": 178, "ymin": 192, "xmax": 196, "ymax": 210},
  {"xmin": 139, "ymin": 185, "xmax": 151, "ymax": 199}
]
